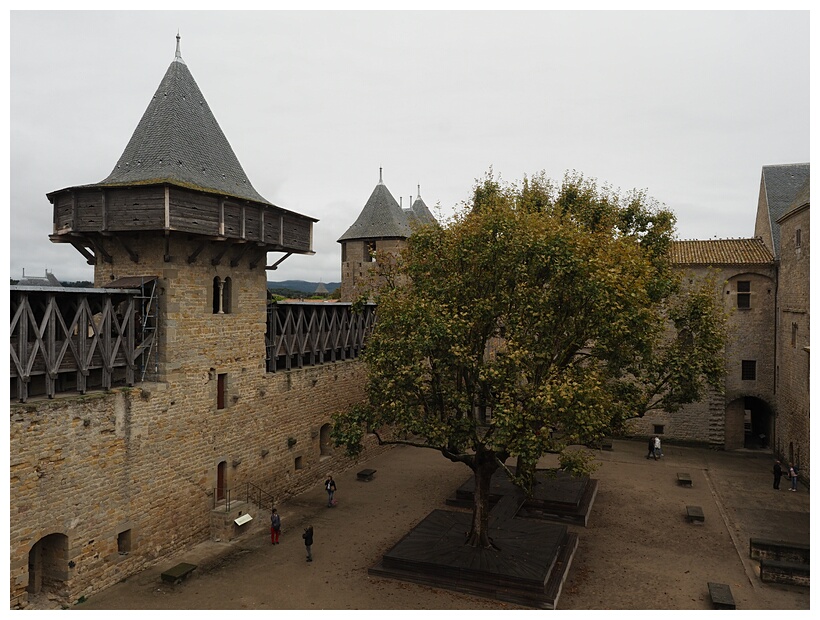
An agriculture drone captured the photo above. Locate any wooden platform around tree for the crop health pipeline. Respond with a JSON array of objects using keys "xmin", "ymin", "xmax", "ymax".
[
  {"xmin": 368, "ymin": 509, "xmax": 578, "ymax": 609},
  {"xmin": 445, "ymin": 468, "xmax": 598, "ymax": 526}
]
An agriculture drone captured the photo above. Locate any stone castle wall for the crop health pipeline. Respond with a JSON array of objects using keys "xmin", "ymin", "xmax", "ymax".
[
  {"xmin": 625, "ymin": 263, "xmax": 777, "ymax": 447},
  {"xmin": 10, "ymin": 234, "xmax": 384, "ymax": 608},
  {"xmin": 775, "ymin": 206, "xmax": 810, "ymax": 481}
]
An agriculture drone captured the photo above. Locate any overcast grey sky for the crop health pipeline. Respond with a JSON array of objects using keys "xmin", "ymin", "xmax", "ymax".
[{"xmin": 8, "ymin": 10, "xmax": 810, "ymax": 284}]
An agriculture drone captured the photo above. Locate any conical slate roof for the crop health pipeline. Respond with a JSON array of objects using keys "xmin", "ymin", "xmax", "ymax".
[
  {"xmin": 96, "ymin": 35, "xmax": 271, "ymax": 205},
  {"xmin": 338, "ymin": 170, "xmax": 412, "ymax": 242},
  {"xmin": 410, "ymin": 185, "xmax": 436, "ymax": 225}
]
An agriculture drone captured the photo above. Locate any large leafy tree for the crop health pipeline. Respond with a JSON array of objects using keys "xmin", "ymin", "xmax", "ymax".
[{"xmin": 333, "ymin": 171, "xmax": 727, "ymax": 548}]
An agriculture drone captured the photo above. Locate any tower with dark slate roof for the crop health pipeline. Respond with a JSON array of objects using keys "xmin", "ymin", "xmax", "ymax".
[
  {"xmin": 45, "ymin": 35, "xmax": 316, "ymax": 381},
  {"xmin": 48, "ymin": 34, "xmax": 315, "ymax": 282},
  {"xmin": 338, "ymin": 169, "xmax": 434, "ymax": 301},
  {"xmin": 410, "ymin": 185, "xmax": 436, "ymax": 225}
]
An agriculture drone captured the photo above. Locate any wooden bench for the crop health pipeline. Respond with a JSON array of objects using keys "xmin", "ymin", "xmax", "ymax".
[
  {"xmin": 161, "ymin": 562, "xmax": 197, "ymax": 584},
  {"xmin": 677, "ymin": 472, "xmax": 693, "ymax": 487},
  {"xmin": 707, "ymin": 582, "xmax": 736, "ymax": 609},
  {"xmin": 356, "ymin": 468, "xmax": 377, "ymax": 481},
  {"xmin": 686, "ymin": 505, "xmax": 704, "ymax": 523},
  {"xmin": 600, "ymin": 438, "xmax": 613, "ymax": 451}
]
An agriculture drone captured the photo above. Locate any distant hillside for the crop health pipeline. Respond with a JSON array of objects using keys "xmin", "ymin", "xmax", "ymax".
[{"xmin": 267, "ymin": 280, "xmax": 340, "ymax": 296}]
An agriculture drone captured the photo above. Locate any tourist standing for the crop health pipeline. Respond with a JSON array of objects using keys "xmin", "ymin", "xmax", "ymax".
[
  {"xmin": 646, "ymin": 436, "xmax": 655, "ymax": 460},
  {"xmin": 788, "ymin": 464, "xmax": 799, "ymax": 491},
  {"xmin": 772, "ymin": 460, "xmax": 782, "ymax": 490},
  {"xmin": 325, "ymin": 475, "xmax": 337, "ymax": 507},
  {"xmin": 303, "ymin": 525, "xmax": 314, "ymax": 562},
  {"xmin": 270, "ymin": 508, "xmax": 281, "ymax": 544},
  {"xmin": 653, "ymin": 436, "xmax": 662, "ymax": 460}
]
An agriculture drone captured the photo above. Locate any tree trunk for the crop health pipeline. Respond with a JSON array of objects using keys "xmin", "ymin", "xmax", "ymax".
[
  {"xmin": 515, "ymin": 454, "xmax": 537, "ymax": 497},
  {"xmin": 465, "ymin": 448, "xmax": 501, "ymax": 548}
]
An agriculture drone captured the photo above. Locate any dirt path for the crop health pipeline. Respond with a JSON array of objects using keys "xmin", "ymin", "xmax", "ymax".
[{"xmin": 73, "ymin": 440, "xmax": 810, "ymax": 610}]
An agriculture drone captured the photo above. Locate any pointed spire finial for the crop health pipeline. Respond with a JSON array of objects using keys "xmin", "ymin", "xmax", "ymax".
[
  {"xmin": 174, "ymin": 31, "xmax": 185, "ymax": 64},
  {"xmin": 379, "ymin": 167, "xmax": 383, "ymax": 184},
  {"xmin": 417, "ymin": 184, "xmax": 421, "ymax": 199}
]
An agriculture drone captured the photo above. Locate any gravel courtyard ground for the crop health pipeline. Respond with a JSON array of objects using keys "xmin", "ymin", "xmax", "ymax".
[{"xmin": 72, "ymin": 439, "xmax": 810, "ymax": 611}]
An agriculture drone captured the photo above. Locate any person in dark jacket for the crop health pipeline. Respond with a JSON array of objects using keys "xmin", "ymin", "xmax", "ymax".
[
  {"xmin": 772, "ymin": 460, "xmax": 782, "ymax": 490},
  {"xmin": 270, "ymin": 508, "xmax": 281, "ymax": 544},
  {"xmin": 302, "ymin": 525, "xmax": 314, "ymax": 562},
  {"xmin": 646, "ymin": 436, "xmax": 655, "ymax": 460},
  {"xmin": 325, "ymin": 475, "xmax": 337, "ymax": 507}
]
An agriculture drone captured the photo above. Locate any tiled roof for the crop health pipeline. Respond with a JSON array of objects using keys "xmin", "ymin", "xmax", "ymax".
[
  {"xmin": 761, "ymin": 163, "xmax": 809, "ymax": 257},
  {"xmin": 338, "ymin": 172, "xmax": 412, "ymax": 242},
  {"xmin": 93, "ymin": 36, "xmax": 272, "ymax": 205},
  {"xmin": 670, "ymin": 238, "xmax": 774, "ymax": 265}
]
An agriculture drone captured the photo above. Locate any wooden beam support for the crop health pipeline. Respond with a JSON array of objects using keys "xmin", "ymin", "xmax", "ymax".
[
  {"xmin": 229, "ymin": 242, "xmax": 249, "ymax": 268},
  {"xmin": 265, "ymin": 252, "xmax": 292, "ymax": 271},
  {"xmin": 114, "ymin": 235, "xmax": 139, "ymax": 263},
  {"xmin": 210, "ymin": 242, "xmax": 230, "ymax": 266},
  {"xmin": 69, "ymin": 241, "xmax": 97, "ymax": 265},
  {"xmin": 187, "ymin": 242, "xmax": 207, "ymax": 264}
]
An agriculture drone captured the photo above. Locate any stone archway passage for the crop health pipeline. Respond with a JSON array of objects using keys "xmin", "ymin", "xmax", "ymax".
[
  {"xmin": 28, "ymin": 533, "xmax": 69, "ymax": 598},
  {"xmin": 724, "ymin": 396, "xmax": 774, "ymax": 450}
]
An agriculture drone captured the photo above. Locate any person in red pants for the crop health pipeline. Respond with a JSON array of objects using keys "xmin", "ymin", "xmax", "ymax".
[{"xmin": 270, "ymin": 508, "xmax": 281, "ymax": 544}]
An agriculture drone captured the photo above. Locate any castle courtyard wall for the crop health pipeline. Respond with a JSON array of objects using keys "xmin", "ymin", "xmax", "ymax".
[
  {"xmin": 10, "ymin": 359, "xmax": 379, "ymax": 608},
  {"xmin": 11, "ymin": 234, "xmax": 383, "ymax": 608}
]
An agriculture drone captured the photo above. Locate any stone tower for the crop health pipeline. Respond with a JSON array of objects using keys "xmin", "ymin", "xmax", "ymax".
[
  {"xmin": 46, "ymin": 35, "xmax": 316, "ymax": 383},
  {"xmin": 337, "ymin": 171, "xmax": 437, "ymax": 302}
]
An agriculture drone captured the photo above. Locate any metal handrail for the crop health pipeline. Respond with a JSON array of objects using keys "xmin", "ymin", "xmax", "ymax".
[
  {"xmin": 212, "ymin": 488, "xmax": 233, "ymax": 512},
  {"xmin": 245, "ymin": 482, "xmax": 276, "ymax": 511}
]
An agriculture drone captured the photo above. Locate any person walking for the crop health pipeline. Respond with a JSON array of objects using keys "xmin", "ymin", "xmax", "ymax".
[
  {"xmin": 788, "ymin": 463, "xmax": 799, "ymax": 491},
  {"xmin": 325, "ymin": 475, "xmax": 337, "ymax": 507},
  {"xmin": 646, "ymin": 436, "xmax": 655, "ymax": 460},
  {"xmin": 772, "ymin": 460, "xmax": 783, "ymax": 490},
  {"xmin": 653, "ymin": 436, "xmax": 662, "ymax": 460},
  {"xmin": 270, "ymin": 508, "xmax": 281, "ymax": 544},
  {"xmin": 302, "ymin": 525, "xmax": 314, "ymax": 562}
]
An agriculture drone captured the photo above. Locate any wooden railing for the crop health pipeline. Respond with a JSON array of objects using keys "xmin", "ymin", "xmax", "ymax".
[
  {"xmin": 9, "ymin": 286, "xmax": 156, "ymax": 402},
  {"xmin": 266, "ymin": 302, "xmax": 376, "ymax": 372},
  {"xmin": 10, "ymin": 291, "xmax": 373, "ymax": 401}
]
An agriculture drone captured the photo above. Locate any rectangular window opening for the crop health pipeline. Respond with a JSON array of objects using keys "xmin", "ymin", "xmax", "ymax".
[
  {"xmin": 294, "ymin": 456, "xmax": 303, "ymax": 470},
  {"xmin": 653, "ymin": 424, "xmax": 665, "ymax": 435},
  {"xmin": 217, "ymin": 373, "xmax": 227, "ymax": 409},
  {"xmin": 741, "ymin": 360, "xmax": 757, "ymax": 381},
  {"xmin": 737, "ymin": 281, "xmax": 751, "ymax": 309},
  {"xmin": 117, "ymin": 529, "xmax": 132, "ymax": 554},
  {"xmin": 796, "ymin": 228, "xmax": 802, "ymax": 248}
]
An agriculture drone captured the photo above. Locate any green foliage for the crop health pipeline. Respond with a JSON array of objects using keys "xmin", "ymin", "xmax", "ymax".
[{"xmin": 332, "ymin": 169, "xmax": 727, "ymax": 544}]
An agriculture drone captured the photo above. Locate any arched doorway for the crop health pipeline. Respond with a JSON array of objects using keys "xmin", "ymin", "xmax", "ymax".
[
  {"xmin": 28, "ymin": 533, "xmax": 69, "ymax": 599},
  {"xmin": 725, "ymin": 396, "xmax": 773, "ymax": 450},
  {"xmin": 320, "ymin": 423, "xmax": 333, "ymax": 457},
  {"xmin": 744, "ymin": 397, "xmax": 773, "ymax": 449}
]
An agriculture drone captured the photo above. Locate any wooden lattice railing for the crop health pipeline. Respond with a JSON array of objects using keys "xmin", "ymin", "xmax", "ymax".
[
  {"xmin": 9, "ymin": 286, "xmax": 156, "ymax": 402},
  {"xmin": 266, "ymin": 302, "xmax": 376, "ymax": 372}
]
